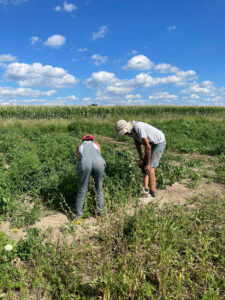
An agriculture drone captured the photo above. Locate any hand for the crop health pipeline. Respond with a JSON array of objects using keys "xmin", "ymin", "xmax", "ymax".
[
  {"xmin": 138, "ymin": 159, "xmax": 143, "ymax": 168},
  {"xmin": 144, "ymin": 165, "xmax": 151, "ymax": 175}
]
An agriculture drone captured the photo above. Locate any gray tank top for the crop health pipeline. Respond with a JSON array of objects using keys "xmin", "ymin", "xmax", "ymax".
[{"xmin": 78, "ymin": 141, "xmax": 103, "ymax": 162}]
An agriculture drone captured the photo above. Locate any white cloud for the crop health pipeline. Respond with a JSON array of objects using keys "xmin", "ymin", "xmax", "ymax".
[
  {"xmin": 44, "ymin": 34, "xmax": 66, "ymax": 48},
  {"xmin": 86, "ymin": 71, "xmax": 117, "ymax": 88},
  {"xmin": 190, "ymin": 94, "xmax": 200, "ymax": 99},
  {"xmin": 167, "ymin": 25, "xmax": 176, "ymax": 31},
  {"xmin": 105, "ymin": 85, "xmax": 133, "ymax": 95},
  {"xmin": 4, "ymin": 62, "xmax": 78, "ymax": 88},
  {"xmin": 0, "ymin": 87, "xmax": 56, "ymax": 99},
  {"xmin": 149, "ymin": 92, "xmax": 178, "ymax": 100},
  {"xmin": 182, "ymin": 81, "xmax": 215, "ymax": 95},
  {"xmin": 55, "ymin": 95, "xmax": 78, "ymax": 101},
  {"xmin": 63, "ymin": 2, "xmax": 77, "ymax": 12},
  {"xmin": 92, "ymin": 26, "xmax": 108, "ymax": 40},
  {"xmin": 54, "ymin": 6, "xmax": 61, "ymax": 11},
  {"xmin": 123, "ymin": 55, "xmax": 154, "ymax": 71},
  {"xmin": 126, "ymin": 94, "xmax": 141, "ymax": 100},
  {"xmin": 54, "ymin": 2, "xmax": 77, "ymax": 12},
  {"xmin": 127, "ymin": 50, "xmax": 138, "ymax": 56},
  {"xmin": 154, "ymin": 63, "xmax": 179, "ymax": 74},
  {"xmin": 30, "ymin": 36, "xmax": 41, "ymax": 45},
  {"xmin": 0, "ymin": 54, "xmax": 17, "ymax": 62},
  {"xmin": 91, "ymin": 54, "xmax": 108, "ymax": 65},
  {"xmin": 77, "ymin": 48, "xmax": 88, "ymax": 52},
  {"xmin": 82, "ymin": 97, "xmax": 92, "ymax": 102},
  {"xmin": 85, "ymin": 66, "xmax": 199, "ymax": 105}
]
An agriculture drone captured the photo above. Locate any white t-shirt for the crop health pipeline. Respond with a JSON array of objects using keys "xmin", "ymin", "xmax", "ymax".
[{"xmin": 132, "ymin": 121, "xmax": 165, "ymax": 144}]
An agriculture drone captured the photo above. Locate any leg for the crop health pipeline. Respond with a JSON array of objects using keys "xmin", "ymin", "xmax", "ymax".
[
  {"xmin": 142, "ymin": 156, "xmax": 150, "ymax": 192},
  {"xmin": 143, "ymin": 173, "xmax": 149, "ymax": 190},
  {"xmin": 149, "ymin": 168, "xmax": 156, "ymax": 191},
  {"xmin": 75, "ymin": 162, "xmax": 91, "ymax": 218},
  {"xmin": 92, "ymin": 164, "xmax": 105, "ymax": 216}
]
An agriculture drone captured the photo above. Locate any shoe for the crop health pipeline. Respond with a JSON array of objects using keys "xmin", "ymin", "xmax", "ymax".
[
  {"xmin": 149, "ymin": 190, "xmax": 155, "ymax": 198},
  {"xmin": 142, "ymin": 188, "xmax": 150, "ymax": 197},
  {"xmin": 74, "ymin": 219, "xmax": 82, "ymax": 225},
  {"xmin": 71, "ymin": 215, "xmax": 82, "ymax": 224}
]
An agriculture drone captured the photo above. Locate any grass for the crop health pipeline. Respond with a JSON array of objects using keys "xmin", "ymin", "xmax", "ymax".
[
  {"xmin": 0, "ymin": 195, "xmax": 224, "ymax": 299},
  {"xmin": 0, "ymin": 106, "xmax": 224, "ymax": 299}
]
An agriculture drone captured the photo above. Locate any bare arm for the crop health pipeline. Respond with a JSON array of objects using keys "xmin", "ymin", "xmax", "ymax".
[
  {"xmin": 142, "ymin": 138, "xmax": 151, "ymax": 174},
  {"xmin": 94, "ymin": 142, "xmax": 101, "ymax": 154},
  {"xmin": 134, "ymin": 139, "xmax": 144, "ymax": 168}
]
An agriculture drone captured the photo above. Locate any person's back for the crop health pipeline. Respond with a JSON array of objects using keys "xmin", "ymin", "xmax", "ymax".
[
  {"xmin": 75, "ymin": 136, "xmax": 106, "ymax": 220},
  {"xmin": 79, "ymin": 140, "xmax": 104, "ymax": 167},
  {"xmin": 133, "ymin": 121, "xmax": 165, "ymax": 145}
]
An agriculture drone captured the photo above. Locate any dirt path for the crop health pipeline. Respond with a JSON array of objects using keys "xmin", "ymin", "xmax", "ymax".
[{"xmin": 1, "ymin": 178, "xmax": 224, "ymax": 244}]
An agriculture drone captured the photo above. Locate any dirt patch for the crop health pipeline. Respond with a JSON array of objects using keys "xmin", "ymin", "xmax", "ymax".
[
  {"xmin": 139, "ymin": 178, "xmax": 225, "ymax": 207},
  {"xmin": 1, "ymin": 177, "xmax": 224, "ymax": 244}
]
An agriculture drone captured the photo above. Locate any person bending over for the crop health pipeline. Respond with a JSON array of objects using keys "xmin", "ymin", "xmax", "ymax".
[
  {"xmin": 74, "ymin": 135, "xmax": 106, "ymax": 219},
  {"xmin": 115, "ymin": 120, "xmax": 166, "ymax": 198}
]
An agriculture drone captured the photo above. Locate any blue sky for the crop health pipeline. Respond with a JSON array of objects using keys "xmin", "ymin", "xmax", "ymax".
[{"xmin": 0, "ymin": 0, "xmax": 225, "ymax": 106}]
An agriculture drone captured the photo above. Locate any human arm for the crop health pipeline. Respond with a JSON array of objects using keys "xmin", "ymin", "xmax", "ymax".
[
  {"xmin": 94, "ymin": 142, "xmax": 101, "ymax": 154},
  {"xmin": 142, "ymin": 137, "xmax": 151, "ymax": 175},
  {"xmin": 134, "ymin": 139, "xmax": 144, "ymax": 168}
]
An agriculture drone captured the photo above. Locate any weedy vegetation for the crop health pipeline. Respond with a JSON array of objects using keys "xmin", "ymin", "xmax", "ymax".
[{"xmin": 0, "ymin": 106, "xmax": 224, "ymax": 299}]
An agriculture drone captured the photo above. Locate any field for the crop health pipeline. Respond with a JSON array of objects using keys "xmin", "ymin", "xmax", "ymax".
[{"xmin": 0, "ymin": 106, "xmax": 224, "ymax": 299}]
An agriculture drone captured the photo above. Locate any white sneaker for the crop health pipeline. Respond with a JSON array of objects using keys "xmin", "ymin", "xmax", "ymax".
[{"xmin": 141, "ymin": 188, "xmax": 151, "ymax": 197}]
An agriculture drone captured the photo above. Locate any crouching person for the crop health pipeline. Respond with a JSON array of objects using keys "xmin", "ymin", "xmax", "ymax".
[{"xmin": 74, "ymin": 135, "xmax": 106, "ymax": 220}]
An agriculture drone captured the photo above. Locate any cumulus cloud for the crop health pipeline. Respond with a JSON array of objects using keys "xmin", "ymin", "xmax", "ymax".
[
  {"xmin": 91, "ymin": 54, "xmax": 107, "ymax": 65},
  {"xmin": 54, "ymin": 5, "xmax": 61, "ymax": 11},
  {"xmin": 0, "ymin": 87, "xmax": 56, "ymax": 99},
  {"xmin": 123, "ymin": 55, "xmax": 154, "ymax": 71},
  {"xmin": 0, "ymin": 54, "xmax": 16, "ymax": 62},
  {"xmin": 54, "ymin": 2, "xmax": 77, "ymax": 12},
  {"xmin": 86, "ymin": 71, "xmax": 117, "ymax": 88},
  {"xmin": 134, "ymin": 72, "xmax": 196, "ymax": 88},
  {"xmin": 182, "ymin": 81, "xmax": 215, "ymax": 95},
  {"xmin": 4, "ymin": 62, "xmax": 78, "ymax": 88},
  {"xmin": 30, "ymin": 36, "xmax": 41, "ymax": 45},
  {"xmin": 86, "ymin": 69, "xmax": 197, "ymax": 100},
  {"xmin": 44, "ymin": 34, "xmax": 66, "ymax": 48},
  {"xmin": 0, "ymin": 54, "xmax": 17, "ymax": 68},
  {"xmin": 92, "ymin": 26, "xmax": 108, "ymax": 40},
  {"xmin": 77, "ymin": 48, "xmax": 88, "ymax": 52},
  {"xmin": 55, "ymin": 95, "xmax": 78, "ymax": 101},
  {"xmin": 105, "ymin": 85, "xmax": 133, "ymax": 95},
  {"xmin": 82, "ymin": 97, "xmax": 92, "ymax": 102},
  {"xmin": 149, "ymin": 92, "xmax": 178, "ymax": 100},
  {"xmin": 154, "ymin": 63, "xmax": 179, "ymax": 74},
  {"xmin": 167, "ymin": 25, "xmax": 176, "ymax": 31},
  {"xmin": 190, "ymin": 94, "xmax": 200, "ymax": 99},
  {"xmin": 126, "ymin": 94, "xmax": 141, "ymax": 100}
]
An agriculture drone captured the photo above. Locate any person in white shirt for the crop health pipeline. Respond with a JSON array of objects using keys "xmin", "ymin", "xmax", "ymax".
[{"xmin": 116, "ymin": 120, "xmax": 166, "ymax": 198}]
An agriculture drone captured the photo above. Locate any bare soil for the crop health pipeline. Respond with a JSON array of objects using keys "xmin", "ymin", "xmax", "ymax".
[{"xmin": 1, "ymin": 177, "xmax": 224, "ymax": 244}]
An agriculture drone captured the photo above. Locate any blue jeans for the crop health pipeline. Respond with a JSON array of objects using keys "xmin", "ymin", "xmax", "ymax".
[{"xmin": 75, "ymin": 159, "xmax": 105, "ymax": 218}]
